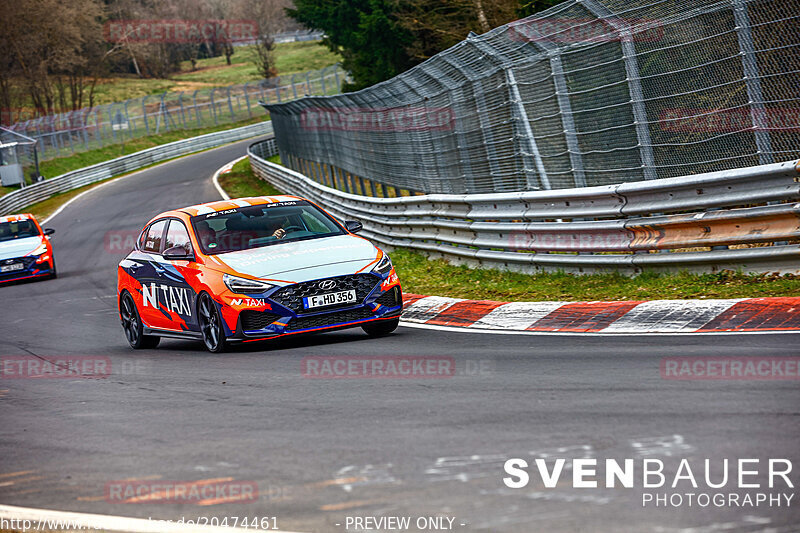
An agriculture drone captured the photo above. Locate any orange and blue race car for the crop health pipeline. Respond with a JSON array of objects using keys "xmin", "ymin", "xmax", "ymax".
[
  {"xmin": 116, "ymin": 195, "xmax": 402, "ymax": 352},
  {"xmin": 0, "ymin": 213, "xmax": 56, "ymax": 284}
]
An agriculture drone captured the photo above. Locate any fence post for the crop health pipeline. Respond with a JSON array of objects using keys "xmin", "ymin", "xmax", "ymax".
[
  {"xmin": 291, "ymin": 74, "xmax": 299, "ymax": 99},
  {"xmin": 226, "ymin": 87, "xmax": 235, "ymax": 120},
  {"xmin": 580, "ymin": 0, "xmax": 657, "ymax": 180},
  {"xmin": 210, "ymin": 88, "xmax": 218, "ymax": 125},
  {"xmin": 333, "ymin": 65, "xmax": 341, "ymax": 92},
  {"xmin": 732, "ymin": 0, "xmax": 773, "ymax": 165},
  {"xmin": 178, "ymin": 92, "xmax": 187, "ymax": 129},
  {"xmin": 243, "ymin": 82, "xmax": 252, "ymax": 117},
  {"xmin": 505, "ymin": 68, "xmax": 550, "ymax": 190},
  {"xmin": 193, "ymin": 90, "xmax": 202, "ymax": 126},
  {"xmin": 142, "ymin": 95, "xmax": 150, "ymax": 134},
  {"xmin": 520, "ymin": 20, "xmax": 588, "ymax": 189}
]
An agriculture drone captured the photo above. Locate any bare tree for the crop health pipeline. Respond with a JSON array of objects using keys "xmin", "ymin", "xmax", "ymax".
[{"xmin": 237, "ymin": 0, "xmax": 292, "ymax": 80}]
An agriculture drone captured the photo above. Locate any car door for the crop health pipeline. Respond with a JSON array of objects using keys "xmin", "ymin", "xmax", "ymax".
[
  {"xmin": 132, "ymin": 219, "xmax": 170, "ymax": 330},
  {"xmin": 153, "ymin": 219, "xmax": 200, "ymax": 332}
]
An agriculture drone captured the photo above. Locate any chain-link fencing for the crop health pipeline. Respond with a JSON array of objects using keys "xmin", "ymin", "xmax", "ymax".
[
  {"xmin": 265, "ymin": 0, "xmax": 800, "ymax": 195},
  {"xmin": 4, "ymin": 65, "xmax": 344, "ymax": 163}
]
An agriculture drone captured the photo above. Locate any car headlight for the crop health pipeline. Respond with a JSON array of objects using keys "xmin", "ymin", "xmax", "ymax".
[
  {"xmin": 372, "ymin": 253, "xmax": 392, "ymax": 275},
  {"xmin": 223, "ymin": 274, "xmax": 274, "ymax": 294},
  {"xmin": 29, "ymin": 243, "xmax": 48, "ymax": 256}
]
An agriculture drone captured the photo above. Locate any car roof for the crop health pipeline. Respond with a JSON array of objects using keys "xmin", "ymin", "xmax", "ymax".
[
  {"xmin": 147, "ymin": 195, "xmax": 306, "ymax": 223},
  {"xmin": 0, "ymin": 213, "xmax": 36, "ymax": 223}
]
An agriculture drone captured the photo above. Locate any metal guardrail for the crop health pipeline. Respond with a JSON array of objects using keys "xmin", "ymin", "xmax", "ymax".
[
  {"xmin": 249, "ymin": 140, "xmax": 800, "ymax": 274},
  {"xmin": 0, "ymin": 121, "xmax": 273, "ymax": 216}
]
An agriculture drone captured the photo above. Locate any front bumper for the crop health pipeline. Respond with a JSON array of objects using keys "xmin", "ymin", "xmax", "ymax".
[
  {"xmin": 223, "ymin": 276, "xmax": 403, "ymax": 342},
  {"xmin": 0, "ymin": 256, "xmax": 54, "ymax": 284}
]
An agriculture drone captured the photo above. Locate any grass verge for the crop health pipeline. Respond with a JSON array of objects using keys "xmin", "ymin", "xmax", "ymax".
[
  {"xmin": 218, "ymin": 156, "xmax": 282, "ymax": 198},
  {"xmin": 218, "ymin": 160, "xmax": 800, "ymax": 300}
]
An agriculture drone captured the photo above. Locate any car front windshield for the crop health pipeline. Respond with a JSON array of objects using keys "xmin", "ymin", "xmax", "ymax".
[
  {"xmin": 0, "ymin": 219, "xmax": 40, "ymax": 243},
  {"xmin": 190, "ymin": 200, "xmax": 346, "ymax": 255}
]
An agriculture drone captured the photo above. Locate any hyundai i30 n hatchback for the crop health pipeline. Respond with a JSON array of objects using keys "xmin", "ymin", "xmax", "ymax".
[
  {"xmin": 117, "ymin": 196, "xmax": 402, "ymax": 352},
  {"xmin": 0, "ymin": 214, "xmax": 56, "ymax": 284}
]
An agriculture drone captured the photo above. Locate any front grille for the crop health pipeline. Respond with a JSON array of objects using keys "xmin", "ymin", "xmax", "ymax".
[
  {"xmin": 375, "ymin": 287, "xmax": 402, "ymax": 307},
  {"xmin": 271, "ymin": 274, "xmax": 380, "ymax": 313},
  {"xmin": 0, "ymin": 257, "xmax": 35, "ymax": 277},
  {"xmin": 240, "ymin": 310, "xmax": 282, "ymax": 331},
  {"xmin": 287, "ymin": 307, "xmax": 375, "ymax": 331},
  {"xmin": 1, "ymin": 257, "xmax": 35, "ymax": 267}
]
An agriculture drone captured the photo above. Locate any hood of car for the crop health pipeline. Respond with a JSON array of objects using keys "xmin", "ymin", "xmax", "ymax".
[
  {"xmin": 0, "ymin": 236, "xmax": 42, "ymax": 261},
  {"xmin": 210, "ymin": 234, "xmax": 379, "ymax": 283}
]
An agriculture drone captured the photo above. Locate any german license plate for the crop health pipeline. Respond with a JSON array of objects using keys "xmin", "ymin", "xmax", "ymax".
[
  {"xmin": 303, "ymin": 290, "xmax": 357, "ymax": 309},
  {"xmin": 0, "ymin": 263, "xmax": 24, "ymax": 273}
]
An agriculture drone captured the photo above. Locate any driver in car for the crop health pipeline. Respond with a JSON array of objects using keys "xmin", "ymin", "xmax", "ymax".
[{"xmin": 269, "ymin": 217, "xmax": 293, "ymax": 240}]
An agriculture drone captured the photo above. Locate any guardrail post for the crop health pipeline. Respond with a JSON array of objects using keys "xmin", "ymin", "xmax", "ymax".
[
  {"xmin": 580, "ymin": 0, "xmax": 657, "ymax": 181},
  {"xmin": 732, "ymin": 0, "xmax": 774, "ymax": 165},
  {"xmin": 505, "ymin": 68, "xmax": 550, "ymax": 190}
]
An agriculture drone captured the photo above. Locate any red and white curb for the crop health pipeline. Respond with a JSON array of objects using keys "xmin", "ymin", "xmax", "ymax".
[{"xmin": 400, "ymin": 295, "xmax": 800, "ymax": 334}]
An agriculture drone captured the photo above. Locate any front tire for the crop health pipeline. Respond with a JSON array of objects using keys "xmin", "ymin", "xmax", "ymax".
[
  {"xmin": 120, "ymin": 292, "xmax": 160, "ymax": 349},
  {"xmin": 198, "ymin": 293, "xmax": 228, "ymax": 353},
  {"xmin": 362, "ymin": 317, "xmax": 400, "ymax": 337}
]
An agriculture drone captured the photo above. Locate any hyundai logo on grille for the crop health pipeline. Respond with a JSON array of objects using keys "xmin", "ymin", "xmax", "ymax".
[
  {"xmin": 3, "ymin": 259, "xmax": 15, "ymax": 265},
  {"xmin": 318, "ymin": 279, "xmax": 337, "ymax": 291}
]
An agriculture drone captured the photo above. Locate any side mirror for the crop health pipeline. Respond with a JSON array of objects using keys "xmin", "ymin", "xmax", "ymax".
[
  {"xmin": 345, "ymin": 220, "xmax": 362, "ymax": 233},
  {"xmin": 163, "ymin": 245, "xmax": 194, "ymax": 261},
  {"xmin": 44, "ymin": 228, "xmax": 55, "ymax": 236}
]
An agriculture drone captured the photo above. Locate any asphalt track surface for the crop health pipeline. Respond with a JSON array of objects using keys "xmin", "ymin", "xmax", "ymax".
[{"xmin": 1, "ymin": 138, "xmax": 799, "ymax": 533}]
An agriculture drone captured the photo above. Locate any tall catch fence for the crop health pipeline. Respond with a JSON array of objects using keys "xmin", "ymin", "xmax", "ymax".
[
  {"xmin": 4, "ymin": 65, "xmax": 344, "ymax": 165},
  {"xmin": 265, "ymin": 0, "xmax": 800, "ymax": 194}
]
